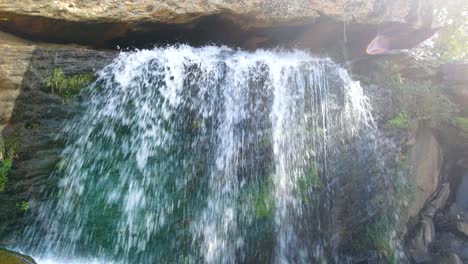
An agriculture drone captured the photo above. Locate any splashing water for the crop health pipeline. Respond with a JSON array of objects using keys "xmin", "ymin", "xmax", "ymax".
[{"xmin": 21, "ymin": 45, "xmax": 381, "ymax": 263}]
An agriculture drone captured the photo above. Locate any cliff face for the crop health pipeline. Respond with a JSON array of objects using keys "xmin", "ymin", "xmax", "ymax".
[
  {"xmin": 2, "ymin": 1, "xmax": 465, "ymax": 263},
  {"xmin": 0, "ymin": 0, "xmax": 433, "ymax": 49},
  {"xmin": 0, "ymin": 0, "xmax": 425, "ymax": 25}
]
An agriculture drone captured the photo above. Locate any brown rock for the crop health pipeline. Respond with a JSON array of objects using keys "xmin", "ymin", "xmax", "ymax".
[
  {"xmin": 0, "ymin": 248, "xmax": 36, "ymax": 264},
  {"xmin": 407, "ymin": 125, "xmax": 443, "ymax": 220},
  {"xmin": 0, "ymin": 0, "xmax": 434, "ymax": 49},
  {"xmin": 0, "ymin": 0, "xmax": 417, "ymax": 26},
  {"xmin": 0, "ymin": 39, "xmax": 34, "ymax": 124},
  {"xmin": 0, "ymin": 31, "xmax": 89, "ymax": 126}
]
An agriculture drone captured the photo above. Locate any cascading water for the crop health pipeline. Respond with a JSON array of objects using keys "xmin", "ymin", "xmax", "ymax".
[{"xmin": 21, "ymin": 45, "xmax": 384, "ymax": 263}]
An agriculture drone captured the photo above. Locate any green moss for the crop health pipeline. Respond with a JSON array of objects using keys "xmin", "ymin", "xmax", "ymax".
[
  {"xmin": 0, "ymin": 142, "xmax": 17, "ymax": 193},
  {"xmin": 386, "ymin": 112, "xmax": 408, "ymax": 129},
  {"xmin": 46, "ymin": 68, "xmax": 95, "ymax": 102},
  {"xmin": 15, "ymin": 201, "xmax": 28, "ymax": 213},
  {"xmin": 454, "ymin": 116, "xmax": 468, "ymax": 133},
  {"xmin": 296, "ymin": 166, "xmax": 322, "ymax": 202},
  {"xmin": 369, "ymin": 213, "xmax": 397, "ymax": 263},
  {"xmin": 352, "ymin": 179, "xmax": 401, "ymax": 262},
  {"xmin": 254, "ymin": 187, "xmax": 274, "ymax": 218},
  {"xmin": 239, "ymin": 177, "xmax": 275, "ymax": 219}
]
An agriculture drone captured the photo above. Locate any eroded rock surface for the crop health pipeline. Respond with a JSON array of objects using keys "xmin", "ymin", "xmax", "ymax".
[
  {"xmin": 0, "ymin": 33, "xmax": 116, "ymax": 245},
  {"xmin": 0, "ymin": 0, "xmax": 424, "ymax": 26},
  {"xmin": 0, "ymin": 34, "xmax": 34, "ymax": 124},
  {"xmin": 0, "ymin": 0, "xmax": 434, "ymax": 49},
  {"xmin": 408, "ymin": 125, "xmax": 443, "ymax": 220}
]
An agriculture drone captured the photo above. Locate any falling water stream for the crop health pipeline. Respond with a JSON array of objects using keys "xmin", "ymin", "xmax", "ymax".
[{"xmin": 21, "ymin": 45, "xmax": 383, "ymax": 263}]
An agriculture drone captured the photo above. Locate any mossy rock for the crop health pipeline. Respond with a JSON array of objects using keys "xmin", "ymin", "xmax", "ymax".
[
  {"xmin": 0, "ymin": 248, "xmax": 37, "ymax": 264},
  {"xmin": 385, "ymin": 112, "xmax": 408, "ymax": 129}
]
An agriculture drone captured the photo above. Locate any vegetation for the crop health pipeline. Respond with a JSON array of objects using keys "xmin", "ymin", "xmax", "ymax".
[
  {"xmin": 357, "ymin": 61, "xmax": 460, "ymax": 131},
  {"xmin": 0, "ymin": 142, "xmax": 17, "ymax": 193},
  {"xmin": 431, "ymin": 0, "xmax": 468, "ymax": 61},
  {"xmin": 454, "ymin": 116, "xmax": 468, "ymax": 133},
  {"xmin": 239, "ymin": 176, "xmax": 275, "ymax": 219},
  {"xmin": 45, "ymin": 68, "xmax": 95, "ymax": 102},
  {"xmin": 398, "ymin": 80, "xmax": 459, "ymax": 128},
  {"xmin": 386, "ymin": 112, "xmax": 408, "ymax": 129},
  {"xmin": 296, "ymin": 166, "xmax": 322, "ymax": 203},
  {"xmin": 349, "ymin": 210, "xmax": 398, "ymax": 264},
  {"xmin": 368, "ymin": 212, "xmax": 397, "ymax": 263},
  {"xmin": 15, "ymin": 201, "xmax": 28, "ymax": 213}
]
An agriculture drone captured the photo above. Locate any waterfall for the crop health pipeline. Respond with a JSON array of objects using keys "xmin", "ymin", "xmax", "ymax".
[{"xmin": 22, "ymin": 45, "xmax": 381, "ymax": 263}]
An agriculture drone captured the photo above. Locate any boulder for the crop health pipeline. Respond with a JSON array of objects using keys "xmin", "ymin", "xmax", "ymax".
[
  {"xmin": 407, "ymin": 125, "xmax": 443, "ymax": 221},
  {"xmin": 0, "ymin": 248, "xmax": 36, "ymax": 264}
]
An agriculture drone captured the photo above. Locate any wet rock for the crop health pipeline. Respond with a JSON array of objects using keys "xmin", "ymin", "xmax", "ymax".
[
  {"xmin": 433, "ymin": 232, "xmax": 468, "ymax": 262},
  {"xmin": 0, "ymin": 248, "xmax": 36, "ymax": 264},
  {"xmin": 410, "ymin": 219, "xmax": 436, "ymax": 263},
  {"xmin": 409, "ymin": 183, "xmax": 451, "ymax": 263},
  {"xmin": 457, "ymin": 222, "xmax": 468, "ymax": 238},
  {"xmin": 436, "ymin": 204, "xmax": 468, "ymax": 233},
  {"xmin": 432, "ymin": 252, "xmax": 463, "ymax": 264},
  {"xmin": 0, "ymin": 33, "xmax": 117, "ymax": 244},
  {"xmin": 456, "ymin": 173, "xmax": 468, "ymax": 212},
  {"xmin": 421, "ymin": 183, "xmax": 451, "ymax": 219}
]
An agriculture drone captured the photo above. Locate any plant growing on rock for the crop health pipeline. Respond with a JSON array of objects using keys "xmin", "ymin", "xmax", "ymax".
[
  {"xmin": 398, "ymin": 80, "xmax": 459, "ymax": 128},
  {"xmin": 45, "ymin": 68, "xmax": 95, "ymax": 103},
  {"xmin": 359, "ymin": 61, "xmax": 460, "ymax": 130},
  {"xmin": 0, "ymin": 142, "xmax": 17, "ymax": 192},
  {"xmin": 454, "ymin": 116, "xmax": 468, "ymax": 134},
  {"xmin": 295, "ymin": 165, "xmax": 323, "ymax": 203},
  {"xmin": 368, "ymin": 213, "xmax": 398, "ymax": 264},
  {"xmin": 386, "ymin": 112, "xmax": 408, "ymax": 129},
  {"xmin": 15, "ymin": 201, "xmax": 29, "ymax": 213},
  {"xmin": 238, "ymin": 176, "xmax": 275, "ymax": 219}
]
